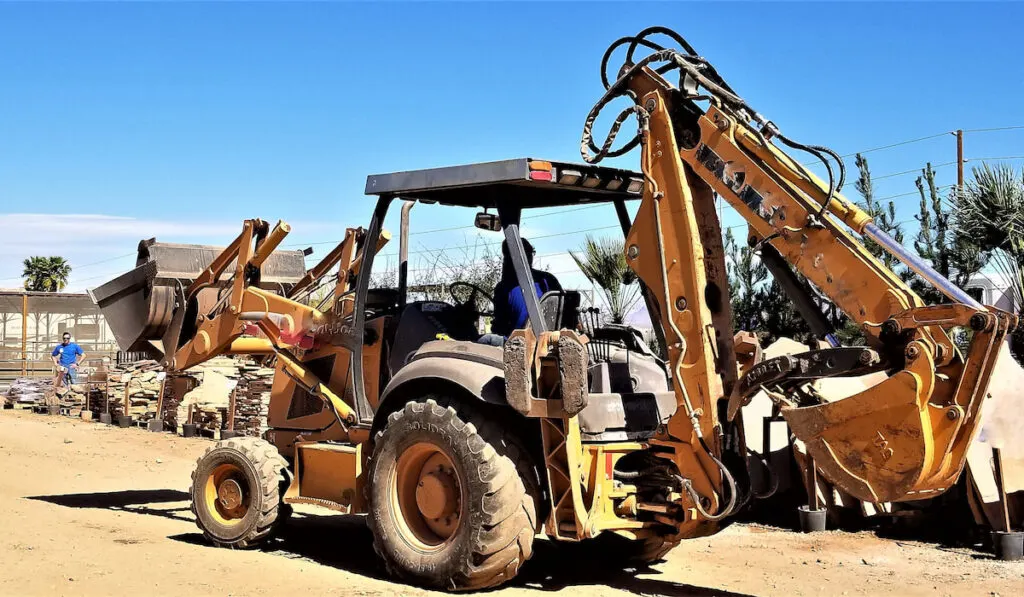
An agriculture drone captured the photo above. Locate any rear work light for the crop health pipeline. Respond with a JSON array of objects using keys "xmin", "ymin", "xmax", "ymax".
[
  {"xmin": 558, "ymin": 169, "xmax": 582, "ymax": 185},
  {"xmin": 528, "ymin": 160, "xmax": 554, "ymax": 181}
]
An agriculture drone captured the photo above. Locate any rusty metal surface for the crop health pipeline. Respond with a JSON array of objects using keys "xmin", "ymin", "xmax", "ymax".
[
  {"xmin": 137, "ymin": 239, "xmax": 305, "ymax": 286},
  {"xmin": 503, "ymin": 331, "xmax": 534, "ymax": 416},
  {"xmin": 556, "ymin": 332, "xmax": 588, "ymax": 416}
]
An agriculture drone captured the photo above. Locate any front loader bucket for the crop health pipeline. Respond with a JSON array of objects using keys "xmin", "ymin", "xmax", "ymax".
[
  {"xmin": 89, "ymin": 238, "xmax": 306, "ymax": 357},
  {"xmin": 782, "ymin": 313, "xmax": 1011, "ymax": 504}
]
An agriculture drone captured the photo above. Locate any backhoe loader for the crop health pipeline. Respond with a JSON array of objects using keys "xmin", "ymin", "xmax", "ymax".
[{"xmin": 93, "ymin": 27, "xmax": 1014, "ymax": 591}]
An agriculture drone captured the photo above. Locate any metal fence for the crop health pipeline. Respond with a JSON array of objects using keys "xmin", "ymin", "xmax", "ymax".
[{"xmin": 0, "ymin": 291, "xmax": 120, "ymax": 386}]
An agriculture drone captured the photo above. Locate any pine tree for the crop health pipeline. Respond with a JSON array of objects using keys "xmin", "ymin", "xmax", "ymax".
[
  {"xmin": 855, "ymin": 154, "xmax": 909, "ymax": 280},
  {"xmin": 912, "ymin": 163, "xmax": 987, "ymax": 305},
  {"xmin": 724, "ymin": 228, "xmax": 767, "ymax": 333}
]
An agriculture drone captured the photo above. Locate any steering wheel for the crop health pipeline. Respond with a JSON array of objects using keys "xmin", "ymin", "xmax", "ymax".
[{"xmin": 448, "ymin": 282, "xmax": 494, "ymax": 316}]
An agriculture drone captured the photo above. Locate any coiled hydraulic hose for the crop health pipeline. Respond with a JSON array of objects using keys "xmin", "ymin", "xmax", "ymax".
[{"xmin": 582, "ymin": 27, "xmax": 847, "ymax": 227}]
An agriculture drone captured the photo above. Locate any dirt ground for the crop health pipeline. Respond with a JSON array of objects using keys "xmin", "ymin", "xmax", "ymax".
[{"xmin": 1, "ymin": 410, "xmax": 1021, "ymax": 597}]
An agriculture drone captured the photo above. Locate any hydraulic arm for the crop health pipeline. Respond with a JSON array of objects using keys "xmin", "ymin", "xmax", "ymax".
[
  {"xmin": 582, "ymin": 27, "xmax": 1016, "ymax": 507},
  {"xmin": 158, "ymin": 219, "xmax": 386, "ymax": 428}
]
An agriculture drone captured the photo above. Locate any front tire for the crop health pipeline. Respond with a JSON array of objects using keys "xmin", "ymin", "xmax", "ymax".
[
  {"xmin": 367, "ymin": 398, "xmax": 537, "ymax": 591},
  {"xmin": 190, "ymin": 437, "xmax": 288, "ymax": 548}
]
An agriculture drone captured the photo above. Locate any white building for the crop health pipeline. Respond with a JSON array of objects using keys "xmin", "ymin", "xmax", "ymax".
[{"xmin": 965, "ymin": 271, "xmax": 1018, "ymax": 312}]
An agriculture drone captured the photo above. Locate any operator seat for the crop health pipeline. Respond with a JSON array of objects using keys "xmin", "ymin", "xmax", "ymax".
[{"xmin": 389, "ymin": 301, "xmax": 479, "ymax": 373}]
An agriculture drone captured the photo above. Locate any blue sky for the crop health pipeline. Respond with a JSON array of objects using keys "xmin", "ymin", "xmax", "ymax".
[{"xmin": 2, "ymin": 2, "xmax": 1023, "ymax": 294}]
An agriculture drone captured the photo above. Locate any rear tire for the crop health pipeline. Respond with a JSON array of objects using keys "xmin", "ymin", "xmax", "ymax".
[
  {"xmin": 367, "ymin": 398, "xmax": 537, "ymax": 591},
  {"xmin": 190, "ymin": 437, "xmax": 288, "ymax": 548}
]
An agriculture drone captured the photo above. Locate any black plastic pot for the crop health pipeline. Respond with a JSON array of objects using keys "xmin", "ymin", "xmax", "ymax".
[
  {"xmin": 798, "ymin": 505, "xmax": 827, "ymax": 533},
  {"xmin": 220, "ymin": 430, "xmax": 240, "ymax": 439},
  {"xmin": 99, "ymin": 413, "xmax": 113, "ymax": 425},
  {"xmin": 182, "ymin": 423, "xmax": 198, "ymax": 438},
  {"xmin": 117, "ymin": 415, "xmax": 133, "ymax": 428},
  {"xmin": 992, "ymin": 531, "xmax": 1024, "ymax": 561}
]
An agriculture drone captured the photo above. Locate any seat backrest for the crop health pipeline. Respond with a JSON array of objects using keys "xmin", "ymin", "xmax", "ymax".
[
  {"xmin": 539, "ymin": 290, "xmax": 581, "ymax": 331},
  {"xmin": 389, "ymin": 301, "xmax": 479, "ymax": 373}
]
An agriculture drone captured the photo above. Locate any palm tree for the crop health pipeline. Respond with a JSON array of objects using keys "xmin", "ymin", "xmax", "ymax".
[
  {"xmin": 956, "ymin": 163, "xmax": 1024, "ymax": 360},
  {"xmin": 22, "ymin": 256, "xmax": 72, "ymax": 292},
  {"xmin": 570, "ymin": 235, "xmax": 640, "ymax": 323},
  {"xmin": 957, "ymin": 163, "xmax": 1024, "ymax": 306}
]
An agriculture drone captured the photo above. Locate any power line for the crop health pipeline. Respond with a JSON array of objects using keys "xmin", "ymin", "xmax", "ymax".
[
  {"xmin": 835, "ymin": 130, "xmax": 946, "ymax": 158},
  {"xmin": 230, "ymin": 130, "xmax": 1024, "ymax": 272},
  {"xmin": 806, "ymin": 125, "xmax": 1024, "ymax": 165},
  {"xmin": 964, "ymin": 125, "xmax": 1024, "ymax": 134},
  {"xmin": 378, "ymin": 224, "xmax": 622, "ymax": 259},
  {"xmin": 73, "ymin": 269, "xmax": 135, "ymax": 285},
  {"xmin": 72, "ymin": 252, "xmax": 136, "ymax": 270},
  {"xmin": 967, "ymin": 155, "xmax": 1024, "ymax": 162},
  {"xmin": 872, "ymin": 161, "xmax": 957, "ymax": 181}
]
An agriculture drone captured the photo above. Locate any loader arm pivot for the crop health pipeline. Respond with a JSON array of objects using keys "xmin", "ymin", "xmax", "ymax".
[{"xmin": 584, "ymin": 28, "xmax": 1016, "ymax": 506}]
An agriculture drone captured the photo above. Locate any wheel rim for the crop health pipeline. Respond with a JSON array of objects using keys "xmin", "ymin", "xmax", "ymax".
[
  {"xmin": 204, "ymin": 463, "xmax": 252, "ymax": 525},
  {"xmin": 392, "ymin": 442, "xmax": 463, "ymax": 550}
]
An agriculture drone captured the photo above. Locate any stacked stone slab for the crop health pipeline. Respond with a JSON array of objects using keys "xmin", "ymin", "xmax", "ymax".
[
  {"xmin": 5, "ymin": 377, "xmax": 50, "ymax": 408},
  {"xmin": 5, "ymin": 355, "xmax": 280, "ymax": 437},
  {"xmin": 160, "ymin": 373, "xmax": 198, "ymax": 428},
  {"xmin": 174, "ymin": 356, "xmax": 240, "ymax": 436},
  {"xmin": 5, "ymin": 372, "xmax": 99, "ymax": 411},
  {"xmin": 234, "ymin": 362, "xmax": 274, "ymax": 437},
  {"xmin": 105, "ymin": 360, "xmax": 163, "ymax": 420}
]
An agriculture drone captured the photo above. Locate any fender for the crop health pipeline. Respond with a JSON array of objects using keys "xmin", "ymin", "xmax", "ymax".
[{"xmin": 373, "ymin": 341, "xmax": 509, "ymax": 433}]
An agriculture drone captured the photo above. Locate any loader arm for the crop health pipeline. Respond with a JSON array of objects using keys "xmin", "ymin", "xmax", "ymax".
[
  {"xmin": 158, "ymin": 219, "xmax": 386, "ymax": 427},
  {"xmin": 584, "ymin": 28, "xmax": 1016, "ymax": 508}
]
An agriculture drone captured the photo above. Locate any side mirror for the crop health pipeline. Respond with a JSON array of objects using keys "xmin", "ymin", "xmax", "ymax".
[{"xmin": 474, "ymin": 212, "xmax": 501, "ymax": 232}]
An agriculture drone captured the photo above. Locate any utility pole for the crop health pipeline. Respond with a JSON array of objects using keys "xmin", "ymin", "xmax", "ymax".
[{"xmin": 955, "ymin": 129, "xmax": 964, "ymax": 198}]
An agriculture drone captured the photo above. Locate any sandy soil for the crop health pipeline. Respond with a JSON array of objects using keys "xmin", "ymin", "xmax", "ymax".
[{"xmin": 1, "ymin": 409, "xmax": 1021, "ymax": 597}]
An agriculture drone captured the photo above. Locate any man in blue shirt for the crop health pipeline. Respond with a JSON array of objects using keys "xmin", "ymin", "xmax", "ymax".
[
  {"xmin": 51, "ymin": 332, "xmax": 85, "ymax": 389},
  {"xmin": 490, "ymin": 239, "xmax": 562, "ymax": 338}
]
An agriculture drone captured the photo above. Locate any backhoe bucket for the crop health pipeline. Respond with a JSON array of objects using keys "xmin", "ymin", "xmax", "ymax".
[
  {"xmin": 781, "ymin": 313, "xmax": 1012, "ymax": 504},
  {"xmin": 89, "ymin": 238, "xmax": 306, "ymax": 357}
]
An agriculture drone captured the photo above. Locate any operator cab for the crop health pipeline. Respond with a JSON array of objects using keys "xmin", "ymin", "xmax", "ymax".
[
  {"xmin": 356, "ymin": 158, "xmax": 673, "ymax": 441},
  {"xmin": 362, "ymin": 158, "xmax": 653, "ymax": 371}
]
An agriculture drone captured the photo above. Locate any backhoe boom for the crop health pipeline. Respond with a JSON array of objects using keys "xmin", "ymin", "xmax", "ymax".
[{"xmin": 584, "ymin": 28, "xmax": 1016, "ymax": 510}]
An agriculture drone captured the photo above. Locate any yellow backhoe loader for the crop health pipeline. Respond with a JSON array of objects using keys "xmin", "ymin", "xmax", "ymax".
[{"xmin": 93, "ymin": 27, "xmax": 1014, "ymax": 591}]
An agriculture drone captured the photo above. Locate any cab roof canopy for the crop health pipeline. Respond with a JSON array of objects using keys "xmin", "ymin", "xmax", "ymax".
[{"xmin": 364, "ymin": 158, "xmax": 645, "ymax": 209}]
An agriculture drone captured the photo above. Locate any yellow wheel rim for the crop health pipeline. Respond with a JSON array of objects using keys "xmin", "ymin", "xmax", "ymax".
[
  {"xmin": 392, "ymin": 442, "xmax": 463, "ymax": 550},
  {"xmin": 203, "ymin": 463, "xmax": 251, "ymax": 526}
]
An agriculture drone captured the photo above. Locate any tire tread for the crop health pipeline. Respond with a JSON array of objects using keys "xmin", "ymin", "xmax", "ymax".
[
  {"xmin": 366, "ymin": 397, "xmax": 538, "ymax": 591},
  {"xmin": 190, "ymin": 436, "xmax": 288, "ymax": 549}
]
